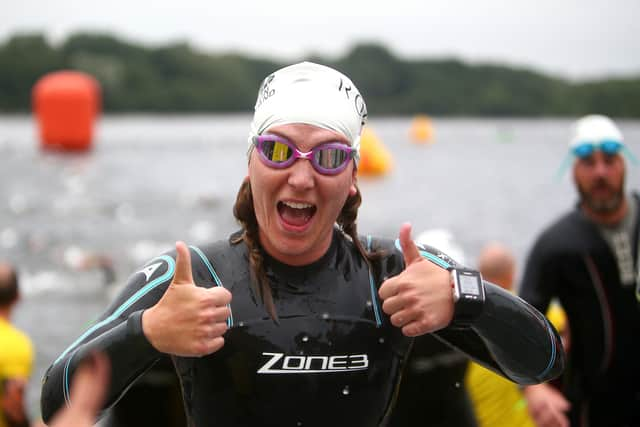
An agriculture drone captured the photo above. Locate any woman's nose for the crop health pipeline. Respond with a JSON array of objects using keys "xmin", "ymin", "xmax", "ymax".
[{"xmin": 287, "ymin": 158, "xmax": 316, "ymax": 190}]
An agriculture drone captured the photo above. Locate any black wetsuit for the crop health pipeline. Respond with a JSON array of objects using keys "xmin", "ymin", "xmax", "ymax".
[
  {"xmin": 520, "ymin": 193, "xmax": 640, "ymax": 426},
  {"xmin": 42, "ymin": 230, "xmax": 564, "ymax": 427},
  {"xmin": 388, "ymin": 335, "xmax": 477, "ymax": 427}
]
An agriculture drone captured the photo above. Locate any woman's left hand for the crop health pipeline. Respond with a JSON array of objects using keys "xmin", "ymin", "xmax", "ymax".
[{"xmin": 378, "ymin": 223, "xmax": 454, "ymax": 337}]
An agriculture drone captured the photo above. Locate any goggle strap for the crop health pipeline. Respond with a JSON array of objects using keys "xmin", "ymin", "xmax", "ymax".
[
  {"xmin": 554, "ymin": 153, "xmax": 573, "ymax": 182},
  {"xmin": 621, "ymin": 146, "xmax": 639, "ymax": 165}
]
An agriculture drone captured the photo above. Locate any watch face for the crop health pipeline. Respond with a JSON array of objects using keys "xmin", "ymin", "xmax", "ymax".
[
  {"xmin": 451, "ymin": 268, "xmax": 485, "ymax": 325},
  {"xmin": 458, "ymin": 273, "xmax": 480, "ymax": 295}
]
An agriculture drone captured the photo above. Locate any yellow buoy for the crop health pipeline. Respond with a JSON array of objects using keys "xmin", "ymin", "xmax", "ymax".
[
  {"xmin": 358, "ymin": 127, "xmax": 392, "ymax": 176},
  {"xmin": 409, "ymin": 114, "xmax": 434, "ymax": 144}
]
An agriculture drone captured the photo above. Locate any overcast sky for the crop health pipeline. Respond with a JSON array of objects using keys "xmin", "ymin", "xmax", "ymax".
[{"xmin": 2, "ymin": 0, "xmax": 639, "ymax": 80}]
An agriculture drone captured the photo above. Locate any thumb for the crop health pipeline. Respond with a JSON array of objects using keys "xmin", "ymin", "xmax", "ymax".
[
  {"xmin": 172, "ymin": 241, "xmax": 194, "ymax": 285},
  {"xmin": 399, "ymin": 222, "xmax": 421, "ymax": 267}
]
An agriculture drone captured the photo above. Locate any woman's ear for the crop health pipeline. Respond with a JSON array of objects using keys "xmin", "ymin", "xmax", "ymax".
[{"xmin": 349, "ymin": 169, "xmax": 358, "ymax": 196}]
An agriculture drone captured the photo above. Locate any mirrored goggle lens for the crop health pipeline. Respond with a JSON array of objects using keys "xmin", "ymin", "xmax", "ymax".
[
  {"xmin": 257, "ymin": 139, "xmax": 292, "ymax": 164},
  {"xmin": 573, "ymin": 140, "xmax": 622, "ymax": 158},
  {"xmin": 314, "ymin": 146, "xmax": 350, "ymax": 170}
]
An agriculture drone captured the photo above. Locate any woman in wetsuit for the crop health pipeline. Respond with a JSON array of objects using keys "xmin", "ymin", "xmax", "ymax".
[{"xmin": 40, "ymin": 62, "xmax": 564, "ymax": 427}]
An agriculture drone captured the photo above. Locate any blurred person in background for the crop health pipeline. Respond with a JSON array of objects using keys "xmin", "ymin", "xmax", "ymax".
[
  {"xmin": 41, "ymin": 62, "xmax": 564, "ymax": 427},
  {"xmin": 0, "ymin": 263, "xmax": 34, "ymax": 427},
  {"xmin": 520, "ymin": 115, "xmax": 640, "ymax": 427},
  {"xmin": 33, "ymin": 352, "xmax": 109, "ymax": 427}
]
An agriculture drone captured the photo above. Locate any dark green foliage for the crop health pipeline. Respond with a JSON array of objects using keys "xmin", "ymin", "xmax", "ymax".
[
  {"xmin": 0, "ymin": 33, "xmax": 65, "ymax": 111},
  {"xmin": 1, "ymin": 32, "xmax": 638, "ymax": 116}
]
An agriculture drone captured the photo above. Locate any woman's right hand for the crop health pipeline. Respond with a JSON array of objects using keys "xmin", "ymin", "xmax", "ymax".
[{"xmin": 142, "ymin": 241, "xmax": 232, "ymax": 357}]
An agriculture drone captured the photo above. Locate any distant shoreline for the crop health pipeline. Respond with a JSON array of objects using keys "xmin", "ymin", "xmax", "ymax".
[{"xmin": 1, "ymin": 33, "xmax": 639, "ymax": 116}]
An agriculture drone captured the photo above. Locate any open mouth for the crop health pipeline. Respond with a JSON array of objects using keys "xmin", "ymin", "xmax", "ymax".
[{"xmin": 277, "ymin": 201, "xmax": 317, "ymax": 228}]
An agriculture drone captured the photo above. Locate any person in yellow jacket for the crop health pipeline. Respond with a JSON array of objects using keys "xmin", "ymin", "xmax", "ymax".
[
  {"xmin": 465, "ymin": 243, "xmax": 567, "ymax": 427},
  {"xmin": 0, "ymin": 263, "xmax": 34, "ymax": 427}
]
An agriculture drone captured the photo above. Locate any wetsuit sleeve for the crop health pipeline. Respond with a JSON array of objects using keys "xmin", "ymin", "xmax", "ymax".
[
  {"xmin": 433, "ymin": 281, "xmax": 565, "ymax": 385},
  {"xmin": 39, "ymin": 253, "xmax": 177, "ymax": 423},
  {"xmin": 387, "ymin": 239, "xmax": 564, "ymax": 385}
]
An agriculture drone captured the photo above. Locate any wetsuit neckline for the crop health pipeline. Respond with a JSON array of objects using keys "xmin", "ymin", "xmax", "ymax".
[{"xmin": 263, "ymin": 228, "xmax": 340, "ymax": 279}]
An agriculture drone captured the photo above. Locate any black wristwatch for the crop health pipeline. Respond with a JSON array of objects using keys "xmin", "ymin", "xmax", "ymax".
[{"xmin": 450, "ymin": 267, "xmax": 485, "ymax": 326}]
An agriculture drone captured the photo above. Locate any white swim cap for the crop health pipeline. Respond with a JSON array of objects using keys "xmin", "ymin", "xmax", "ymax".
[
  {"xmin": 555, "ymin": 114, "xmax": 636, "ymax": 178},
  {"xmin": 569, "ymin": 114, "xmax": 623, "ymax": 149},
  {"xmin": 248, "ymin": 61, "xmax": 368, "ymax": 165}
]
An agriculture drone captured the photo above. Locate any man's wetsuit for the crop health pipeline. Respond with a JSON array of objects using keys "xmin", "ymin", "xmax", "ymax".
[
  {"xmin": 520, "ymin": 193, "xmax": 640, "ymax": 426},
  {"xmin": 41, "ymin": 229, "xmax": 564, "ymax": 427}
]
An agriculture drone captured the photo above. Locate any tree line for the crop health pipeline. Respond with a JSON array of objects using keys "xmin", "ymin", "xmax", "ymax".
[{"xmin": 1, "ymin": 32, "xmax": 639, "ymax": 116}]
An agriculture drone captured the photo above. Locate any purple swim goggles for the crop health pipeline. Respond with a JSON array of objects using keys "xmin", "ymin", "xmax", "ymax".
[{"xmin": 252, "ymin": 134, "xmax": 356, "ymax": 175}]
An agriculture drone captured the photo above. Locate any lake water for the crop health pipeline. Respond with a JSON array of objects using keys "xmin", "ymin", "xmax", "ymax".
[{"xmin": 1, "ymin": 114, "xmax": 639, "ymax": 418}]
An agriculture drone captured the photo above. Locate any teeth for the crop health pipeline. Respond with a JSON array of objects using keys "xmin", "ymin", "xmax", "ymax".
[{"xmin": 283, "ymin": 201, "xmax": 313, "ymax": 209}]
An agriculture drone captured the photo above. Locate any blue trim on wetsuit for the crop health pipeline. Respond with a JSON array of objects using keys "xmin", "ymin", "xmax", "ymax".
[
  {"xmin": 57, "ymin": 255, "xmax": 175, "ymax": 405},
  {"xmin": 190, "ymin": 245, "xmax": 234, "ymax": 328},
  {"xmin": 54, "ymin": 255, "xmax": 176, "ymax": 366},
  {"xmin": 366, "ymin": 235, "xmax": 382, "ymax": 327},
  {"xmin": 538, "ymin": 320, "xmax": 558, "ymax": 380},
  {"xmin": 393, "ymin": 239, "xmax": 453, "ymax": 270},
  {"xmin": 63, "ymin": 353, "xmax": 74, "ymax": 405}
]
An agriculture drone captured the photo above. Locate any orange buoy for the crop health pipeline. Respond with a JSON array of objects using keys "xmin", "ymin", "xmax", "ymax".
[
  {"xmin": 32, "ymin": 70, "xmax": 101, "ymax": 151},
  {"xmin": 409, "ymin": 114, "xmax": 434, "ymax": 144},
  {"xmin": 358, "ymin": 127, "xmax": 393, "ymax": 177}
]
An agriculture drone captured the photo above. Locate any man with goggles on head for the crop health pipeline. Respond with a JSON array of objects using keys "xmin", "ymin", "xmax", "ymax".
[
  {"xmin": 41, "ymin": 62, "xmax": 564, "ymax": 427},
  {"xmin": 520, "ymin": 114, "xmax": 640, "ymax": 427}
]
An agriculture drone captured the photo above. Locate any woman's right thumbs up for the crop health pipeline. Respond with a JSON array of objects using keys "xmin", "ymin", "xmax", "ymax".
[{"xmin": 142, "ymin": 241, "xmax": 232, "ymax": 357}]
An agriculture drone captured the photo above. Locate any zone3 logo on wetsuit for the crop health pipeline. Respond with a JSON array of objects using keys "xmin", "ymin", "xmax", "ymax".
[{"xmin": 257, "ymin": 352, "xmax": 369, "ymax": 374}]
